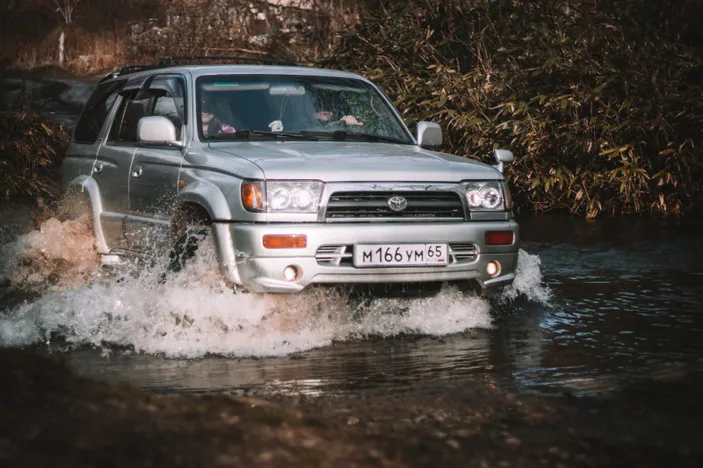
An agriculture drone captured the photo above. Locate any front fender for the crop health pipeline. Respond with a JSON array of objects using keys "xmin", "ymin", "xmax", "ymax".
[
  {"xmin": 176, "ymin": 181, "xmax": 242, "ymax": 285},
  {"xmin": 65, "ymin": 175, "xmax": 110, "ymax": 254},
  {"xmin": 176, "ymin": 181, "xmax": 233, "ymax": 221}
]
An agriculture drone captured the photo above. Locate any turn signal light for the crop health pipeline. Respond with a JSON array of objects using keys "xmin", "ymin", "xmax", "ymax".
[
  {"xmin": 485, "ymin": 231, "xmax": 514, "ymax": 245},
  {"xmin": 263, "ymin": 234, "xmax": 307, "ymax": 249},
  {"xmin": 242, "ymin": 182, "xmax": 264, "ymax": 212}
]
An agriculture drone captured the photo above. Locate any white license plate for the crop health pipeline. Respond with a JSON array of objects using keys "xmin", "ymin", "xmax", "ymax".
[{"xmin": 353, "ymin": 244, "xmax": 448, "ymax": 267}]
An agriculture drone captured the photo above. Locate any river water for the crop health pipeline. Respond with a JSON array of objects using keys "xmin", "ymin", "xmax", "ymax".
[{"xmin": 1, "ymin": 210, "xmax": 701, "ymax": 398}]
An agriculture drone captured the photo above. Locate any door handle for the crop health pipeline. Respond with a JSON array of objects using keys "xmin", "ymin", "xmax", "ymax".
[
  {"xmin": 132, "ymin": 166, "xmax": 143, "ymax": 178},
  {"xmin": 93, "ymin": 163, "xmax": 103, "ymax": 174}
]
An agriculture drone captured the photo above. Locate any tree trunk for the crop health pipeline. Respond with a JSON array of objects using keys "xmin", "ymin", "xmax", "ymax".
[{"xmin": 58, "ymin": 31, "xmax": 65, "ymax": 66}]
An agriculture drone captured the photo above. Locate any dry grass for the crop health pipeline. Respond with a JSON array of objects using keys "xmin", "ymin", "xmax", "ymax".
[{"xmin": 10, "ymin": 27, "xmax": 125, "ymax": 75}]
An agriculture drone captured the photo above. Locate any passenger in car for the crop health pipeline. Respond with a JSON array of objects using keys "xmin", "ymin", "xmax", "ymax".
[
  {"xmin": 310, "ymin": 89, "xmax": 364, "ymax": 127},
  {"xmin": 314, "ymin": 111, "xmax": 364, "ymax": 127},
  {"xmin": 201, "ymin": 97, "xmax": 236, "ymax": 136}
]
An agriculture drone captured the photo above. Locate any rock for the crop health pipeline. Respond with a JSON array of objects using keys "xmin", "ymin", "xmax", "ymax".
[
  {"xmin": 505, "ymin": 437, "xmax": 522, "ymax": 448},
  {"xmin": 523, "ymin": 412, "xmax": 547, "ymax": 426},
  {"xmin": 446, "ymin": 439, "xmax": 461, "ymax": 450}
]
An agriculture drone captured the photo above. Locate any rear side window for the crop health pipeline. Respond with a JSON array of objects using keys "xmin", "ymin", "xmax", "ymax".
[{"xmin": 73, "ymin": 80, "xmax": 124, "ymax": 144}]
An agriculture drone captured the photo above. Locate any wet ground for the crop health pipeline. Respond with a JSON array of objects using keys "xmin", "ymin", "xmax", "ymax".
[{"xmin": 0, "ymin": 67, "xmax": 96, "ymax": 125}]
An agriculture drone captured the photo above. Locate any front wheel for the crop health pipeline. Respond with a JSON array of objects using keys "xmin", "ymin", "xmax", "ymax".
[{"xmin": 163, "ymin": 227, "xmax": 210, "ymax": 278}]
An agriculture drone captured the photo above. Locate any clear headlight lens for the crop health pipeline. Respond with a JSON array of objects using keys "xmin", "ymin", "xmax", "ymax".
[
  {"xmin": 266, "ymin": 181, "xmax": 324, "ymax": 213},
  {"xmin": 461, "ymin": 181, "xmax": 506, "ymax": 211}
]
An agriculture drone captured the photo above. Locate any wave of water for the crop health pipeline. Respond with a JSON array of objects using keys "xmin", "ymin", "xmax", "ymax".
[{"xmin": 0, "ymin": 217, "xmax": 550, "ymax": 358}]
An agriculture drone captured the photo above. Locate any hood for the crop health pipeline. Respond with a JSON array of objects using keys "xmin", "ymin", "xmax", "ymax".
[{"xmin": 208, "ymin": 141, "xmax": 501, "ymax": 182}]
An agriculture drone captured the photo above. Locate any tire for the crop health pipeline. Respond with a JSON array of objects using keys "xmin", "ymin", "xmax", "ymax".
[{"xmin": 166, "ymin": 227, "xmax": 210, "ymax": 274}]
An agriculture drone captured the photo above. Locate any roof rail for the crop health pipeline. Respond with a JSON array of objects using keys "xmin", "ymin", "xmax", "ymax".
[
  {"xmin": 158, "ymin": 55, "xmax": 298, "ymax": 67},
  {"xmin": 118, "ymin": 64, "xmax": 165, "ymax": 75}
]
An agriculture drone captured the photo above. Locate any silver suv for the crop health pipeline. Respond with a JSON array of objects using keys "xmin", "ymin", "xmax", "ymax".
[{"xmin": 61, "ymin": 57, "xmax": 519, "ymax": 295}]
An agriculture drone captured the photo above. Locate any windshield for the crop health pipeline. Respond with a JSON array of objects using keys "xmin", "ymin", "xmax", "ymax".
[{"xmin": 196, "ymin": 74, "xmax": 413, "ymax": 143}]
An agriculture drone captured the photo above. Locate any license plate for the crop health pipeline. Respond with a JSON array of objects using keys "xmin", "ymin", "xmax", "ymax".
[{"xmin": 353, "ymin": 244, "xmax": 448, "ymax": 267}]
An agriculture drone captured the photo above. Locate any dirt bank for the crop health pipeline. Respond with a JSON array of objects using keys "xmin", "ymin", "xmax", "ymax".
[{"xmin": 1, "ymin": 348, "xmax": 701, "ymax": 467}]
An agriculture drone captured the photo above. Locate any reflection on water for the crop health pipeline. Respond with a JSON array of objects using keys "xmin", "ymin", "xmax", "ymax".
[{"xmin": 3, "ymin": 215, "xmax": 703, "ymax": 397}]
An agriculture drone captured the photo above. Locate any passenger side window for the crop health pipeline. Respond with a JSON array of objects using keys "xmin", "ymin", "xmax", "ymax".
[
  {"xmin": 152, "ymin": 93, "xmax": 183, "ymax": 140},
  {"xmin": 150, "ymin": 76, "xmax": 186, "ymax": 139},
  {"xmin": 108, "ymin": 89, "xmax": 154, "ymax": 144},
  {"xmin": 108, "ymin": 75, "xmax": 186, "ymax": 144},
  {"xmin": 73, "ymin": 79, "xmax": 124, "ymax": 144}
]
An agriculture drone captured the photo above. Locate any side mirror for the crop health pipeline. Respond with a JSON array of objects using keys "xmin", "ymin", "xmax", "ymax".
[
  {"xmin": 416, "ymin": 121, "xmax": 443, "ymax": 148},
  {"xmin": 493, "ymin": 149, "xmax": 514, "ymax": 173},
  {"xmin": 137, "ymin": 116, "xmax": 181, "ymax": 146}
]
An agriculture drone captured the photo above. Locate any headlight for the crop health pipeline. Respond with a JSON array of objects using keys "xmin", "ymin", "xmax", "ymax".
[
  {"xmin": 461, "ymin": 181, "xmax": 506, "ymax": 211},
  {"xmin": 242, "ymin": 180, "xmax": 324, "ymax": 213}
]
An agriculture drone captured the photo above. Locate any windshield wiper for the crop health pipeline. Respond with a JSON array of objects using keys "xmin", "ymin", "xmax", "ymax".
[
  {"xmin": 209, "ymin": 130, "xmax": 318, "ymax": 141},
  {"xmin": 300, "ymin": 130, "xmax": 409, "ymax": 145}
]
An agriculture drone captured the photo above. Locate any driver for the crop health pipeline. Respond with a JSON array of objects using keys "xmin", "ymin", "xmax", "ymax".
[
  {"xmin": 201, "ymin": 95, "xmax": 236, "ymax": 136},
  {"xmin": 314, "ymin": 111, "xmax": 363, "ymax": 126},
  {"xmin": 311, "ymin": 89, "xmax": 363, "ymax": 127}
]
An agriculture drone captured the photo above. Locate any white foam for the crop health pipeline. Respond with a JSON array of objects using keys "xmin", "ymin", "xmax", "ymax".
[{"xmin": 0, "ymin": 219, "xmax": 550, "ymax": 358}]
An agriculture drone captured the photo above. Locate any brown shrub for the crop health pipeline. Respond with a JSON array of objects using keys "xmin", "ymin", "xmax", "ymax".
[
  {"xmin": 0, "ymin": 111, "xmax": 70, "ymax": 200},
  {"xmin": 324, "ymin": 0, "xmax": 703, "ymax": 217}
]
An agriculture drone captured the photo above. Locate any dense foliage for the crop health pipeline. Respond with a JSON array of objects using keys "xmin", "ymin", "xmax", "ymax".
[
  {"xmin": 324, "ymin": 0, "xmax": 703, "ymax": 217},
  {"xmin": 0, "ymin": 111, "xmax": 70, "ymax": 199}
]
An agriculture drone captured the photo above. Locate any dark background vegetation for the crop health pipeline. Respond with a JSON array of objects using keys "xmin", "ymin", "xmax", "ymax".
[{"xmin": 2, "ymin": 0, "xmax": 702, "ymax": 217}]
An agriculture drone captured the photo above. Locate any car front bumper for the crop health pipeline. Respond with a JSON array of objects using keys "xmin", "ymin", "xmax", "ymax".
[{"xmin": 213, "ymin": 221, "xmax": 520, "ymax": 293}]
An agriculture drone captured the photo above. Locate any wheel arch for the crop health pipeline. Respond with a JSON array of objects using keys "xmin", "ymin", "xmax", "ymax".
[
  {"xmin": 64, "ymin": 175, "xmax": 109, "ymax": 254},
  {"xmin": 171, "ymin": 181, "xmax": 242, "ymax": 286},
  {"xmin": 175, "ymin": 181, "xmax": 233, "ymax": 221}
]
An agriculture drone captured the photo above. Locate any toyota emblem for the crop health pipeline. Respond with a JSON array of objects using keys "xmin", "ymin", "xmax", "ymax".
[{"xmin": 387, "ymin": 196, "xmax": 408, "ymax": 212}]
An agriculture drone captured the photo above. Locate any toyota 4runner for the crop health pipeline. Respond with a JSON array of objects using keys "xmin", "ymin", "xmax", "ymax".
[{"xmin": 61, "ymin": 57, "xmax": 519, "ymax": 295}]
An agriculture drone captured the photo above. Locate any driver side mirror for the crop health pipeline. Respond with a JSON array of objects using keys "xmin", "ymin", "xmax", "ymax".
[
  {"xmin": 416, "ymin": 121, "xmax": 443, "ymax": 148},
  {"xmin": 137, "ymin": 116, "xmax": 182, "ymax": 147}
]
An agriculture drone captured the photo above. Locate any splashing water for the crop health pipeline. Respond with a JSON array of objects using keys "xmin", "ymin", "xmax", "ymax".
[
  {"xmin": 0, "ymin": 218, "xmax": 550, "ymax": 357},
  {"xmin": 501, "ymin": 250, "xmax": 552, "ymax": 304},
  {"xmin": 1, "ymin": 216, "xmax": 99, "ymax": 291}
]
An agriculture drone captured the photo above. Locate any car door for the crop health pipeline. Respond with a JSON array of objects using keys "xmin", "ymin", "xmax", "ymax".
[
  {"xmin": 125, "ymin": 74, "xmax": 188, "ymax": 249},
  {"xmin": 98, "ymin": 83, "xmax": 155, "ymax": 250},
  {"xmin": 63, "ymin": 79, "xmax": 125, "ymax": 199}
]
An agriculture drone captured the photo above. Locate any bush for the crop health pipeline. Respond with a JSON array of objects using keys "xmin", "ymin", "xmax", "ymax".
[
  {"xmin": 323, "ymin": 0, "xmax": 703, "ymax": 217},
  {"xmin": 0, "ymin": 111, "xmax": 70, "ymax": 200}
]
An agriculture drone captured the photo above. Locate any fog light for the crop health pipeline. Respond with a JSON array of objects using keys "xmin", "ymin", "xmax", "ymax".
[
  {"xmin": 283, "ymin": 265, "xmax": 302, "ymax": 282},
  {"xmin": 486, "ymin": 260, "xmax": 501, "ymax": 277}
]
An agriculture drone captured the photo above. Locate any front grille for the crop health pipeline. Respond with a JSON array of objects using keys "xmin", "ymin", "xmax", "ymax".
[
  {"xmin": 325, "ymin": 191, "xmax": 464, "ymax": 221},
  {"xmin": 315, "ymin": 245, "xmax": 353, "ymax": 266},
  {"xmin": 449, "ymin": 242, "xmax": 478, "ymax": 263}
]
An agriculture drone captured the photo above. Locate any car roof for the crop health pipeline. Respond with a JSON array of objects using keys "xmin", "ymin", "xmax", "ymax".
[{"xmin": 109, "ymin": 64, "xmax": 368, "ymax": 84}]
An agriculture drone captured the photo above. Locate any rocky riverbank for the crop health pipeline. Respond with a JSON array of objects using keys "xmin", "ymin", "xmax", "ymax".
[{"xmin": 2, "ymin": 348, "xmax": 701, "ymax": 467}]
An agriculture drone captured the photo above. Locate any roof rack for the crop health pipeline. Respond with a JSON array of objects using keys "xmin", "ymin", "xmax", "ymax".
[{"xmin": 158, "ymin": 55, "xmax": 299, "ymax": 67}]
